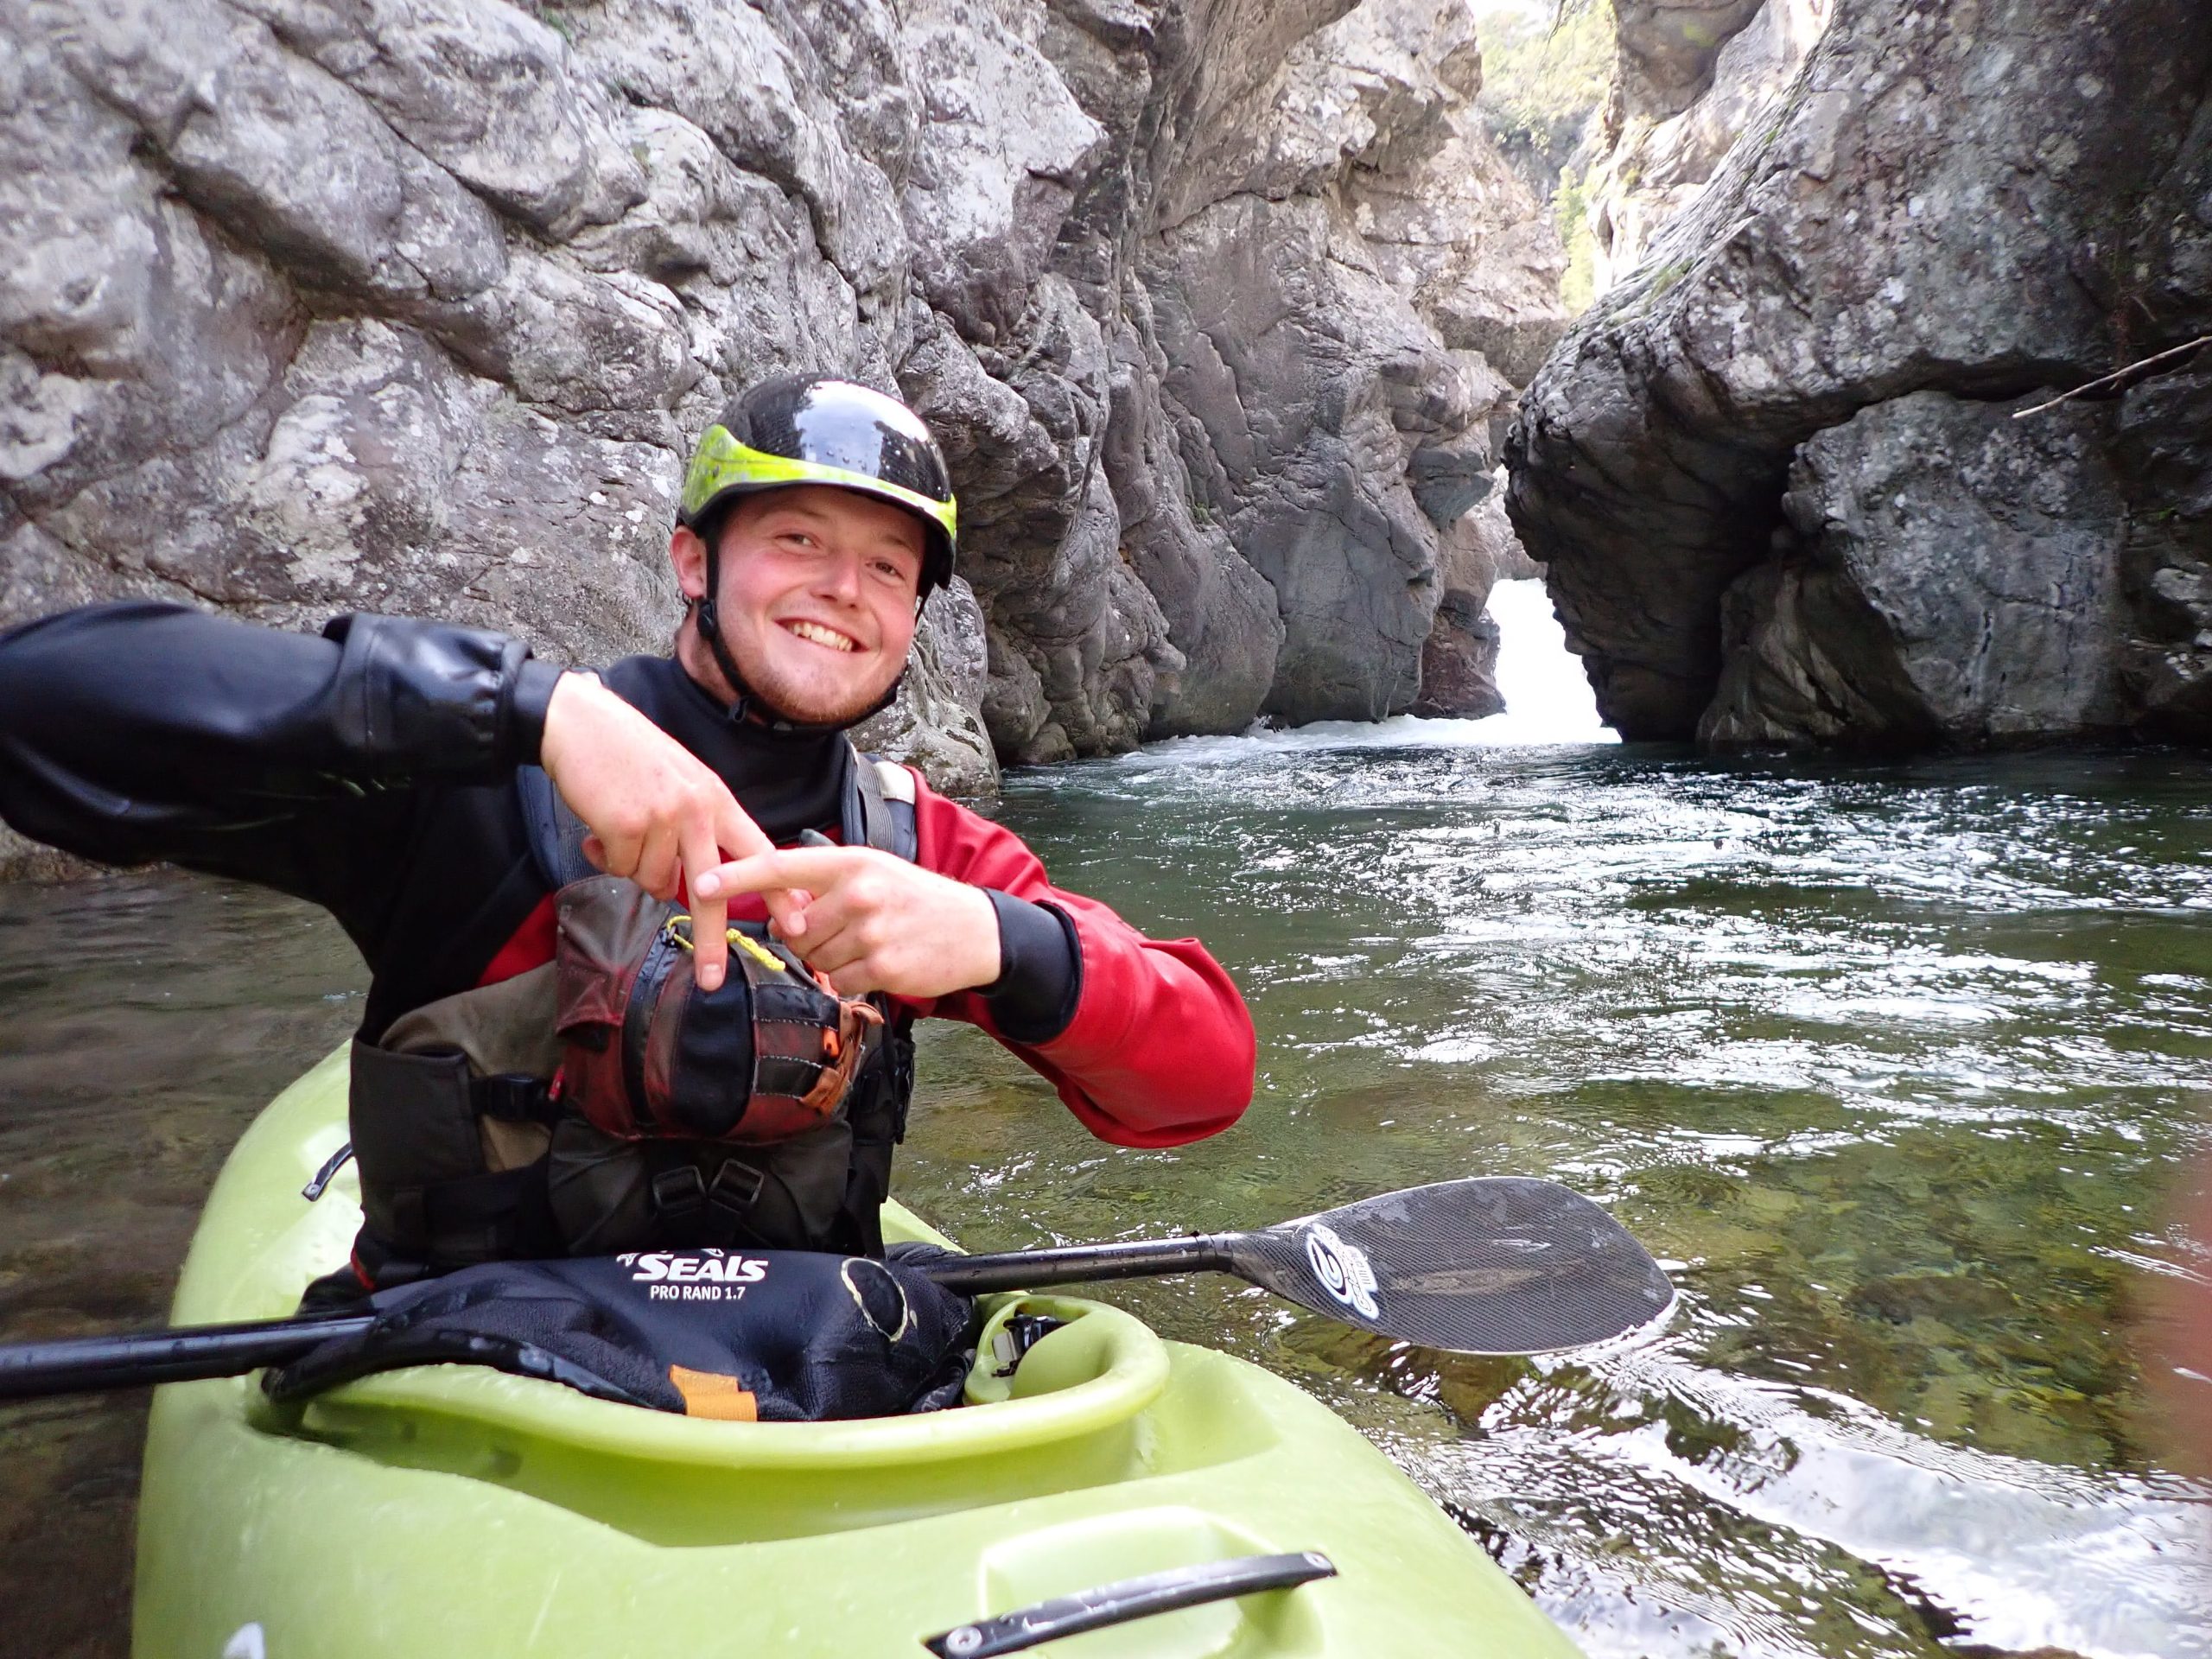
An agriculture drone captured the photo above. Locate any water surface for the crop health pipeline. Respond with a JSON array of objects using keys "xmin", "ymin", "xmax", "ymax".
[{"xmin": 2, "ymin": 584, "xmax": 2207, "ymax": 1656}]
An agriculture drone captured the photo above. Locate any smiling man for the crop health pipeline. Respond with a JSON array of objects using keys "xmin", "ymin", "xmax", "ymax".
[{"xmin": 0, "ymin": 375, "xmax": 1256, "ymax": 1290}]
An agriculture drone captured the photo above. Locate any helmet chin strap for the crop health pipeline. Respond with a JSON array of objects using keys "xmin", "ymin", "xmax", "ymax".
[{"xmin": 691, "ymin": 579, "xmax": 904, "ymax": 737}]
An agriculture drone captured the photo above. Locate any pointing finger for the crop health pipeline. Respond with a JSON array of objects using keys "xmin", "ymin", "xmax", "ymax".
[
  {"xmin": 682, "ymin": 815, "xmax": 729, "ymax": 992},
  {"xmin": 693, "ymin": 847, "xmax": 854, "ymax": 902},
  {"xmin": 712, "ymin": 797, "xmax": 810, "ymax": 935}
]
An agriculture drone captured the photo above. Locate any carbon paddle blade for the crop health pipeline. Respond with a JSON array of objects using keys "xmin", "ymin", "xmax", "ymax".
[{"xmin": 1225, "ymin": 1177, "xmax": 1673, "ymax": 1354}]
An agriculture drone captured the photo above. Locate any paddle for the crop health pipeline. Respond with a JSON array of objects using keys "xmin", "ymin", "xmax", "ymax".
[{"xmin": 0, "ymin": 1178, "xmax": 1669, "ymax": 1401}]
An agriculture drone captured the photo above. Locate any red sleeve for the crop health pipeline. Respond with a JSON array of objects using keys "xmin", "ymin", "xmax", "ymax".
[{"xmin": 900, "ymin": 770, "xmax": 1255, "ymax": 1148}]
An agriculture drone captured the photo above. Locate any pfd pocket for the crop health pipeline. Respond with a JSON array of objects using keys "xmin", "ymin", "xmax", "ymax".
[
  {"xmin": 347, "ymin": 1040, "xmax": 557, "ymax": 1268},
  {"xmin": 553, "ymin": 876, "xmax": 882, "ymax": 1144}
]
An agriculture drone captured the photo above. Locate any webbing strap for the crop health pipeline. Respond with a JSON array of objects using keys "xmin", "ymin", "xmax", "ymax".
[
  {"xmin": 845, "ymin": 745, "xmax": 918, "ymax": 861},
  {"xmin": 417, "ymin": 1162, "xmax": 559, "ymax": 1254}
]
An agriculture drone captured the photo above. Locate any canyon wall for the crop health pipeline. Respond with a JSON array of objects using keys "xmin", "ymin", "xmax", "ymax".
[
  {"xmin": 1509, "ymin": 0, "xmax": 2212, "ymax": 748},
  {"xmin": 0, "ymin": 0, "xmax": 1564, "ymax": 890}
]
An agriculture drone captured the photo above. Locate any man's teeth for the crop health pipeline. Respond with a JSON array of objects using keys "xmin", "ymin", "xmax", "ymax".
[{"xmin": 785, "ymin": 620, "xmax": 855, "ymax": 652}]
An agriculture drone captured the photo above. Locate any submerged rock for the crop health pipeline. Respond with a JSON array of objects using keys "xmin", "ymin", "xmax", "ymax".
[
  {"xmin": 1508, "ymin": 0, "xmax": 2212, "ymax": 748},
  {"xmin": 0, "ymin": 0, "xmax": 1565, "ymax": 812}
]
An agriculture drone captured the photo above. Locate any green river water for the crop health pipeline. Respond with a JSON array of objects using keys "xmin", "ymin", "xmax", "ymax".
[{"xmin": 2, "ymin": 595, "xmax": 2209, "ymax": 1657}]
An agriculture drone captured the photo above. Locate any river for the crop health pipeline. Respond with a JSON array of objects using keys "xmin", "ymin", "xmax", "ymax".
[{"xmin": 2, "ymin": 581, "xmax": 2208, "ymax": 1657}]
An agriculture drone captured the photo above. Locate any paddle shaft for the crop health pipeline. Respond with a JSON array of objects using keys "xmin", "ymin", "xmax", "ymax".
[
  {"xmin": 917, "ymin": 1235, "xmax": 1234, "ymax": 1296},
  {"xmin": 0, "ymin": 1314, "xmax": 373, "ymax": 1400},
  {"xmin": 0, "ymin": 1238, "xmax": 1243, "ymax": 1400}
]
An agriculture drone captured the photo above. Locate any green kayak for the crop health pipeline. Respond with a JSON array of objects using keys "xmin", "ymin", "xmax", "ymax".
[{"xmin": 134, "ymin": 1048, "xmax": 1583, "ymax": 1657}]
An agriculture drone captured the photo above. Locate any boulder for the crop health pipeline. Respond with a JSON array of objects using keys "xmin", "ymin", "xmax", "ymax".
[
  {"xmin": 1509, "ymin": 0, "xmax": 2212, "ymax": 747},
  {"xmin": 1700, "ymin": 392, "xmax": 2129, "ymax": 746}
]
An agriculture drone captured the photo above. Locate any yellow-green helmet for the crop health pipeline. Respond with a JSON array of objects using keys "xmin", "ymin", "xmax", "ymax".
[{"xmin": 680, "ymin": 375, "xmax": 958, "ymax": 598}]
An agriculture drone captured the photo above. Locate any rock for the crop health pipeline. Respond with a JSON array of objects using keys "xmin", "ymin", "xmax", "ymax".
[
  {"xmin": 2115, "ymin": 369, "xmax": 2212, "ymax": 736},
  {"xmin": 1509, "ymin": 0, "xmax": 2212, "ymax": 747},
  {"xmin": 3, "ymin": 0, "xmax": 1567, "ymax": 832},
  {"xmin": 1583, "ymin": 0, "xmax": 1834, "ymax": 296},
  {"xmin": 1700, "ymin": 392, "xmax": 2129, "ymax": 747},
  {"xmin": 1412, "ymin": 592, "xmax": 1503, "ymax": 720},
  {"xmin": 1304, "ymin": 0, "xmax": 1572, "ymax": 383},
  {"xmin": 1410, "ymin": 499, "xmax": 1504, "ymax": 717},
  {"xmin": 850, "ymin": 576, "xmax": 999, "ymax": 794},
  {"xmin": 1611, "ymin": 0, "xmax": 1774, "ymax": 123}
]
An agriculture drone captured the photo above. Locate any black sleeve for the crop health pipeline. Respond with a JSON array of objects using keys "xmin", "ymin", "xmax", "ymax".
[
  {"xmin": 0, "ymin": 601, "xmax": 563, "ymax": 914},
  {"xmin": 979, "ymin": 890, "xmax": 1082, "ymax": 1044}
]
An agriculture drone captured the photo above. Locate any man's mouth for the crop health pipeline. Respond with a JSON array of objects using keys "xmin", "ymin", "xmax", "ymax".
[{"xmin": 781, "ymin": 619, "xmax": 859, "ymax": 653}]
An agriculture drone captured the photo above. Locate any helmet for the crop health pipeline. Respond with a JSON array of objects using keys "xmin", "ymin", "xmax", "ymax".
[{"xmin": 679, "ymin": 375, "xmax": 957, "ymax": 600}]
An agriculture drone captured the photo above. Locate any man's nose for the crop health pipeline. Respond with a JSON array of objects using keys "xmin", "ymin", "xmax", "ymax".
[{"xmin": 812, "ymin": 549, "xmax": 863, "ymax": 603}]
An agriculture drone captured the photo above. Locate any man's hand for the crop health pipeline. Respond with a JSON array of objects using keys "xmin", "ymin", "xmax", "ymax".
[
  {"xmin": 538, "ymin": 671, "xmax": 801, "ymax": 991},
  {"xmin": 694, "ymin": 846, "xmax": 1001, "ymax": 999}
]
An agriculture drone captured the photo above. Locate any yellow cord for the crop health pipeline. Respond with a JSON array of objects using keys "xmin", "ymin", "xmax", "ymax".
[{"xmin": 663, "ymin": 914, "xmax": 787, "ymax": 974}]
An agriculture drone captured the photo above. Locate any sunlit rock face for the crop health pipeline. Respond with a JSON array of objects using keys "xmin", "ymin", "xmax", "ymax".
[
  {"xmin": 0, "ymin": 0, "xmax": 1564, "ymax": 811},
  {"xmin": 1584, "ymin": 0, "xmax": 1834, "ymax": 296},
  {"xmin": 1507, "ymin": 0, "xmax": 2212, "ymax": 747}
]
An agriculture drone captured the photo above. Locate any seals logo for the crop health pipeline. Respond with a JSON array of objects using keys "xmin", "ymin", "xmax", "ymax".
[{"xmin": 1303, "ymin": 1223, "xmax": 1380, "ymax": 1319}]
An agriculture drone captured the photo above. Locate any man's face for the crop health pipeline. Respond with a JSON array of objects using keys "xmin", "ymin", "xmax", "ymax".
[{"xmin": 677, "ymin": 485, "xmax": 925, "ymax": 726}]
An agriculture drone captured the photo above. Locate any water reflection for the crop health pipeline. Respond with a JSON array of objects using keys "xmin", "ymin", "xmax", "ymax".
[
  {"xmin": 897, "ymin": 739, "xmax": 2212, "ymax": 1659},
  {"xmin": 2, "ymin": 733, "xmax": 2209, "ymax": 1656}
]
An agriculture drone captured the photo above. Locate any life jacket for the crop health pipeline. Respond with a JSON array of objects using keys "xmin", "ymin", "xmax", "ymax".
[{"xmin": 342, "ymin": 747, "xmax": 920, "ymax": 1289}]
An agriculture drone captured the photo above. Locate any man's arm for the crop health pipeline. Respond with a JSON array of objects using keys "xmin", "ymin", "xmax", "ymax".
[
  {"xmin": 0, "ymin": 601, "xmax": 799, "ymax": 990},
  {"xmin": 692, "ymin": 773, "xmax": 1257, "ymax": 1147},
  {"xmin": 0, "ymin": 601, "xmax": 556, "ymax": 906},
  {"xmin": 909, "ymin": 782, "xmax": 1255, "ymax": 1147}
]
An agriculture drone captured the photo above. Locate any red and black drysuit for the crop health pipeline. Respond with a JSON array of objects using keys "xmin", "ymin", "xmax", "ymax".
[{"xmin": 0, "ymin": 602, "xmax": 1255, "ymax": 1277}]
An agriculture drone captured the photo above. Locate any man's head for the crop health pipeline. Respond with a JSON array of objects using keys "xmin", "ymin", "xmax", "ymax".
[
  {"xmin": 671, "ymin": 376, "xmax": 958, "ymax": 729},
  {"xmin": 672, "ymin": 486, "xmax": 925, "ymax": 727}
]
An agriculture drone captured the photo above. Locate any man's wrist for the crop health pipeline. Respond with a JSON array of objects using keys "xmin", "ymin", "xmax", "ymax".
[
  {"xmin": 507, "ymin": 658, "xmax": 569, "ymax": 766},
  {"xmin": 979, "ymin": 891, "xmax": 1082, "ymax": 1044}
]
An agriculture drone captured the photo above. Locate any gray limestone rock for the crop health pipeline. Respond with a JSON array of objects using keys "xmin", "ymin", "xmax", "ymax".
[
  {"xmin": 1411, "ymin": 501, "xmax": 1507, "ymax": 718},
  {"xmin": 2, "ymin": 0, "xmax": 1568, "ymax": 849},
  {"xmin": 1583, "ymin": 0, "xmax": 1833, "ymax": 296},
  {"xmin": 1700, "ymin": 392, "xmax": 2128, "ymax": 747},
  {"xmin": 1510, "ymin": 0, "xmax": 2212, "ymax": 748}
]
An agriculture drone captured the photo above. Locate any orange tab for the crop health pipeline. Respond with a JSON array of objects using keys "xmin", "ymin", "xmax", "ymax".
[{"xmin": 668, "ymin": 1365, "xmax": 758, "ymax": 1421}]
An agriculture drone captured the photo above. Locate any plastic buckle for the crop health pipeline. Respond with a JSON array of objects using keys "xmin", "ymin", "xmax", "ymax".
[
  {"xmin": 649, "ymin": 1164, "xmax": 707, "ymax": 1219},
  {"xmin": 475, "ymin": 1072, "xmax": 555, "ymax": 1124},
  {"xmin": 707, "ymin": 1159, "xmax": 765, "ymax": 1218}
]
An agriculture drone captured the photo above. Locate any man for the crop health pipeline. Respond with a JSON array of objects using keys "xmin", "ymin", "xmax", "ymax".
[{"xmin": 0, "ymin": 375, "xmax": 1255, "ymax": 1290}]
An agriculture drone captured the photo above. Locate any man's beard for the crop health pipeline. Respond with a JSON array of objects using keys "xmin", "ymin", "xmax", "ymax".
[
  {"xmin": 723, "ymin": 637, "xmax": 904, "ymax": 729},
  {"xmin": 745, "ymin": 665, "xmax": 901, "ymax": 728}
]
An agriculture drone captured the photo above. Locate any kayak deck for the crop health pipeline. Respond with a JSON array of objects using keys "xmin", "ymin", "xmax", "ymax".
[{"xmin": 134, "ymin": 1046, "xmax": 1582, "ymax": 1657}]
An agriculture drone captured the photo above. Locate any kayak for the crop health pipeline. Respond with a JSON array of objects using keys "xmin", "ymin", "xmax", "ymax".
[{"xmin": 133, "ymin": 1047, "xmax": 1584, "ymax": 1657}]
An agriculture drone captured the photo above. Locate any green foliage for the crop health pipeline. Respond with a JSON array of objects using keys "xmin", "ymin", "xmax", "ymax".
[
  {"xmin": 1475, "ymin": 1, "xmax": 1617, "ymax": 185},
  {"xmin": 1554, "ymin": 167, "xmax": 1599, "ymax": 313}
]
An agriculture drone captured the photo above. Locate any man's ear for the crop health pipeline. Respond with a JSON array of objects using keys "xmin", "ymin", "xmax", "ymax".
[{"xmin": 670, "ymin": 524, "xmax": 709, "ymax": 602}]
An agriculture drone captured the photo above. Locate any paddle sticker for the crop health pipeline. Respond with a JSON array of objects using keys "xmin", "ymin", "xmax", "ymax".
[
  {"xmin": 616, "ymin": 1249, "xmax": 767, "ymax": 1301},
  {"xmin": 1303, "ymin": 1224, "xmax": 1379, "ymax": 1319}
]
